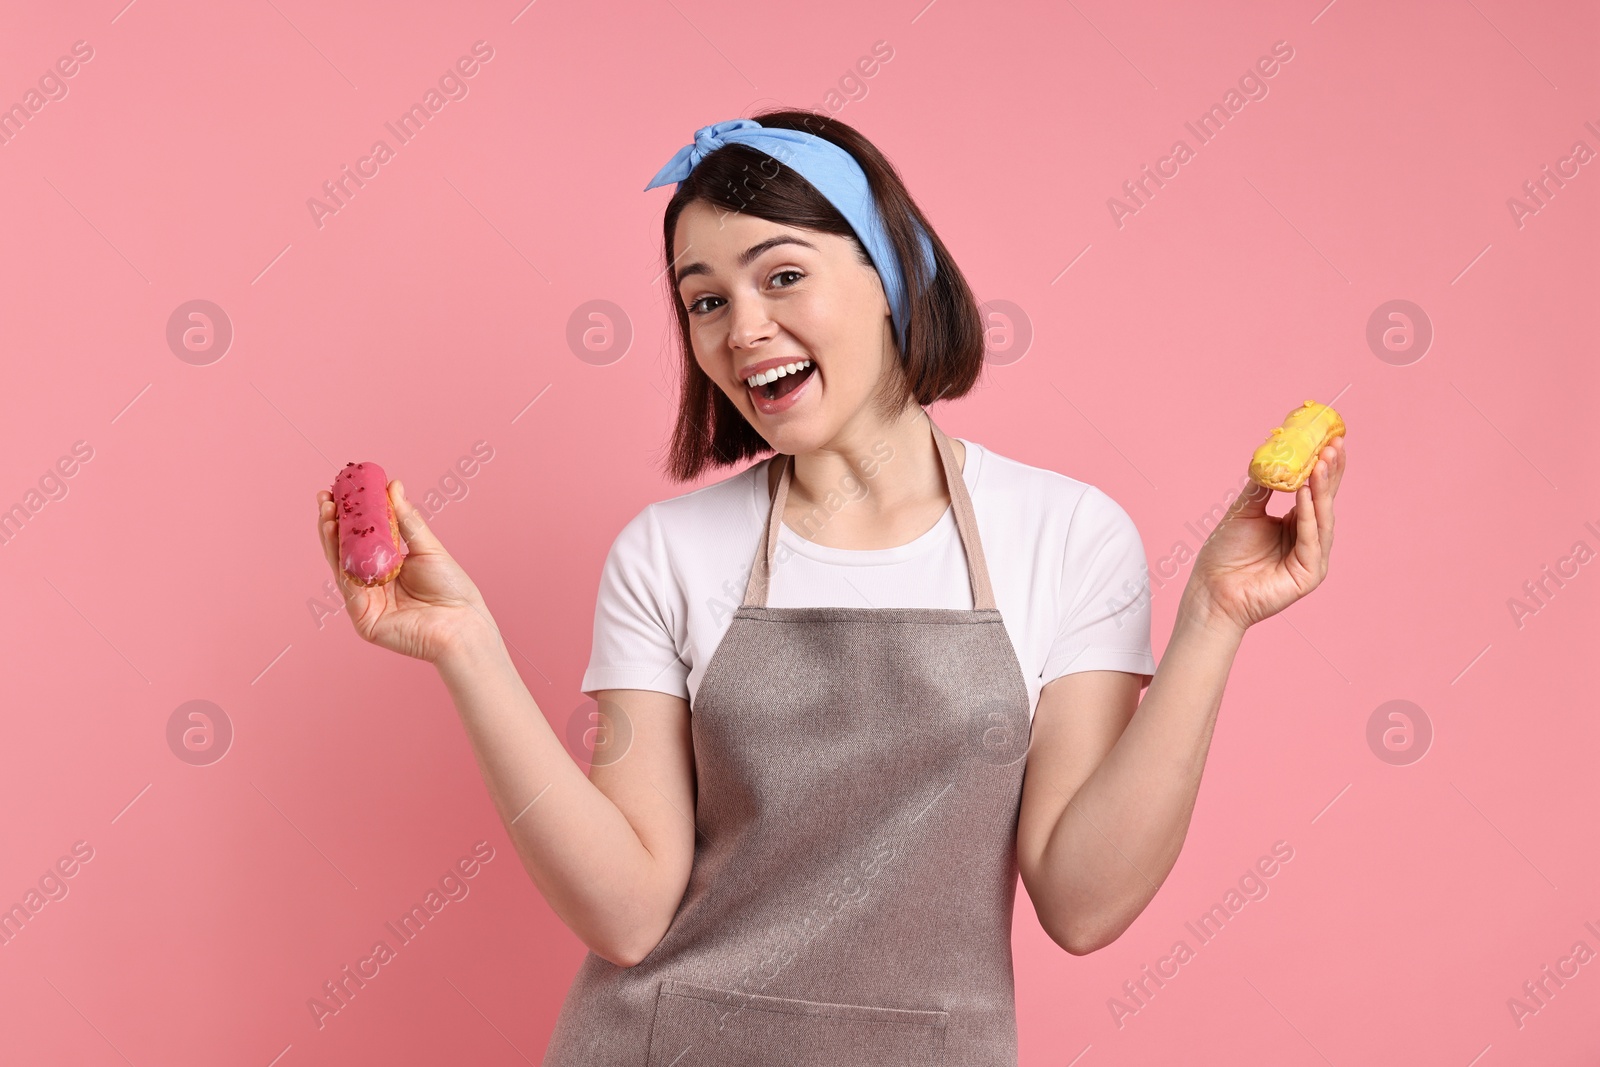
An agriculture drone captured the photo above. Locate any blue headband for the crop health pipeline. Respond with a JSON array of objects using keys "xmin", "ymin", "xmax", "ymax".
[{"xmin": 643, "ymin": 118, "xmax": 937, "ymax": 350}]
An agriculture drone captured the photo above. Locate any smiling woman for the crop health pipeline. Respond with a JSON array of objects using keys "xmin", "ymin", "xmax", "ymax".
[
  {"xmin": 525, "ymin": 111, "xmax": 1165, "ymax": 1067},
  {"xmin": 649, "ymin": 110, "xmax": 987, "ymax": 481}
]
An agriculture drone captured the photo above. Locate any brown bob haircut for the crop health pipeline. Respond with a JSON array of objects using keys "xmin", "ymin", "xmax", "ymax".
[{"xmin": 654, "ymin": 109, "xmax": 987, "ymax": 482}]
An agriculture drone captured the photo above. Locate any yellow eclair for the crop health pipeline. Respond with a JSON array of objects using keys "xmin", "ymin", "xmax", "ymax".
[{"xmin": 1248, "ymin": 400, "xmax": 1346, "ymax": 492}]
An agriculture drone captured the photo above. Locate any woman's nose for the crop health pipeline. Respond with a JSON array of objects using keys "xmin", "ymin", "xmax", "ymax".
[{"xmin": 725, "ymin": 296, "xmax": 776, "ymax": 349}]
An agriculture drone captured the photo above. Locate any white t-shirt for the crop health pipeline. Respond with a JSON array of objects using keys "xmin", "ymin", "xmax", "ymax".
[{"xmin": 581, "ymin": 438, "xmax": 1156, "ymax": 721}]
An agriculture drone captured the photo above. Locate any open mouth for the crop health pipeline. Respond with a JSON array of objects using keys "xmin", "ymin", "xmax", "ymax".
[{"xmin": 745, "ymin": 359, "xmax": 817, "ymax": 412}]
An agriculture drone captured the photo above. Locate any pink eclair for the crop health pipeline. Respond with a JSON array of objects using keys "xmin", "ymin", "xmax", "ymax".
[{"xmin": 332, "ymin": 461, "xmax": 408, "ymax": 586}]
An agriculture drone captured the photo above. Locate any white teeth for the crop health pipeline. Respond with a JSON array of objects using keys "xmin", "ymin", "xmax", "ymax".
[{"xmin": 745, "ymin": 359, "xmax": 812, "ymax": 388}]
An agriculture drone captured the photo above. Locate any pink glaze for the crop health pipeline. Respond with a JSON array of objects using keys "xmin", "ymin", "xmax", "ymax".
[{"xmin": 332, "ymin": 461, "xmax": 407, "ymax": 585}]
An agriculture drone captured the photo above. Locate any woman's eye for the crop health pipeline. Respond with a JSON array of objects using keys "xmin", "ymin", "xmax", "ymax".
[{"xmin": 684, "ymin": 270, "xmax": 804, "ymax": 316}]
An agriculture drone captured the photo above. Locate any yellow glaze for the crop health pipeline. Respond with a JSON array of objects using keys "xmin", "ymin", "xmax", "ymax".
[{"xmin": 1248, "ymin": 399, "xmax": 1346, "ymax": 492}]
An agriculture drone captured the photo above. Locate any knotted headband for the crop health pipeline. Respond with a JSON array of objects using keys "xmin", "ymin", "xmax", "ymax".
[{"xmin": 643, "ymin": 117, "xmax": 937, "ymax": 350}]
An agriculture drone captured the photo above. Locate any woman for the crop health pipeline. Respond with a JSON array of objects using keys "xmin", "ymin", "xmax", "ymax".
[{"xmin": 315, "ymin": 111, "xmax": 1346, "ymax": 1065}]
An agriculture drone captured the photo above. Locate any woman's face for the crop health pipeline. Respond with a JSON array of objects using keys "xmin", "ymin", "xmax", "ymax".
[{"xmin": 672, "ymin": 199, "xmax": 897, "ymax": 453}]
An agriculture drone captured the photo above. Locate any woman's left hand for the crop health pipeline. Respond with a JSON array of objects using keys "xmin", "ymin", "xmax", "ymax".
[{"xmin": 1184, "ymin": 435, "xmax": 1347, "ymax": 634}]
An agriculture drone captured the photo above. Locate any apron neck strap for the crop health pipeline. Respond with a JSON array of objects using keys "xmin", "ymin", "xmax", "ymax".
[{"xmin": 742, "ymin": 412, "xmax": 998, "ymax": 611}]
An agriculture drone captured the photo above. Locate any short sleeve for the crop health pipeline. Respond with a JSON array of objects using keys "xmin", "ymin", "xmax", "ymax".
[
  {"xmin": 579, "ymin": 504, "xmax": 690, "ymax": 700},
  {"xmin": 1040, "ymin": 486, "xmax": 1157, "ymax": 690}
]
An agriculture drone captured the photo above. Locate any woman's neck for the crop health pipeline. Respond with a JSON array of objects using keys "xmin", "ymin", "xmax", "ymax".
[{"xmin": 767, "ymin": 407, "xmax": 967, "ymax": 550}]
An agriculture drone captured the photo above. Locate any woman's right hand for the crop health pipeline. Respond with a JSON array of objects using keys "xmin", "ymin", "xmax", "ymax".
[{"xmin": 315, "ymin": 477, "xmax": 495, "ymax": 663}]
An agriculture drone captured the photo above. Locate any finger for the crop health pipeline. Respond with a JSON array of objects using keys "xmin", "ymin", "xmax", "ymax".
[
  {"xmin": 317, "ymin": 494, "xmax": 341, "ymax": 573},
  {"xmin": 1323, "ymin": 436, "xmax": 1346, "ymax": 498},
  {"xmin": 388, "ymin": 479, "xmax": 488, "ymax": 614},
  {"xmin": 1227, "ymin": 477, "xmax": 1276, "ymax": 520},
  {"xmin": 389, "ymin": 479, "xmax": 447, "ymax": 556},
  {"xmin": 1312, "ymin": 453, "xmax": 1335, "ymax": 559},
  {"xmin": 1292, "ymin": 473, "xmax": 1322, "ymax": 577}
]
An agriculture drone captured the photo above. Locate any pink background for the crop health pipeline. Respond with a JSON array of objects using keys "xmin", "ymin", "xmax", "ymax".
[{"xmin": 1, "ymin": 0, "xmax": 1595, "ymax": 1063}]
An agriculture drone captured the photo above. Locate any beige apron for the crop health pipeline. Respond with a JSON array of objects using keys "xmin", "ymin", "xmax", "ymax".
[{"xmin": 542, "ymin": 413, "xmax": 1034, "ymax": 1066}]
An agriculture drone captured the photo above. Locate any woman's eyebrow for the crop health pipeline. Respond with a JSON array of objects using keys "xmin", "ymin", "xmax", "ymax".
[{"xmin": 675, "ymin": 235, "xmax": 819, "ymax": 286}]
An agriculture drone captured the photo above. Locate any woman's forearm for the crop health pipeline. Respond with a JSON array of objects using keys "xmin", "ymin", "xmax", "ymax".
[
  {"xmin": 432, "ymin": 623, "xmax": 668, "ymax": 965},
  {"xmin": 1037, "ymin": 587, "xmax": 1246, "ymax": 953}
]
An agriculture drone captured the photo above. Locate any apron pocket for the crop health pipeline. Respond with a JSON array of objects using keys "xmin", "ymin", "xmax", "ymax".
[{"xmin": 647, "ymin": 978, "xmax": 947, "ymax": 1067}]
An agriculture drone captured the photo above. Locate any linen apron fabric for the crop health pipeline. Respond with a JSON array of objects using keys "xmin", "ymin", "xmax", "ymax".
[{"xmin": 541, "ymin": 414, "xmax": 1035, "ymax": 1066}]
